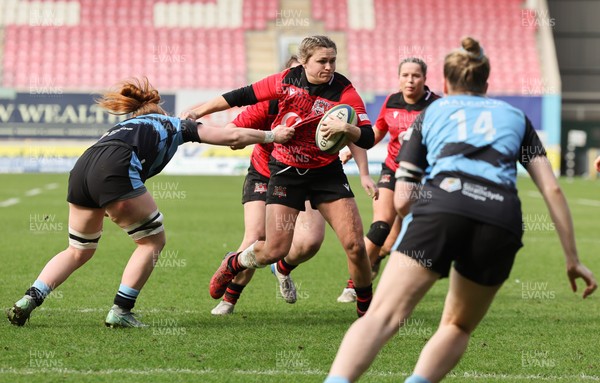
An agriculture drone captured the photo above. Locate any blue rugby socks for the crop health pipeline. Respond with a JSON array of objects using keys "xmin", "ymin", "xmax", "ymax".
[
  {"xmin": 405, "ymin": 374, "xmax": 432, "ymax": 383},
  {"xmin": 114, "ymin": 283, "xmax": 139, "ymax": 310},
  {"xmin": 324, "ymin": 376, "xmax": 350, "ymax": 383},
  {"xmin": 25, "ymin": 279, "xmax": 53, "ymax": 306}
]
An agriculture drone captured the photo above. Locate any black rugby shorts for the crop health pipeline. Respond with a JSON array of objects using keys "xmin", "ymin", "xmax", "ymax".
[
  {"xmin": 67, "ymin": 143, "xmax": 146, "ymax": 208},
  {"xmin": 266, "ymin": 157, "xmax": 354, "ymax": 211},
  {"xmin": 393, "ymin": 213, "xmax": 522, "ymax": 286},
  {"xmin": 241, "ymin": 162, "xmax": 269, "ymax": 204}
]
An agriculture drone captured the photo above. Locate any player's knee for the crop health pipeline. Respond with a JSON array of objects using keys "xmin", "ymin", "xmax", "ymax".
[
  {"xmin": 302, "ymin": 241, "xmax": 322, "ymax": 257},
  {"xmin": 262, "ymin": 252, "xmax": 285, "ymax": 265},
  {"xmin": 366, "ymin": 221, "xmax": 391, "ymax": 247},
  {"xmin": 62, "ymin": 250, "xmax": 94, "ymax": 269},
  {"xmin": 262, "ymin": 242, "xmax": 290, "ymax": 264},
  {"xmin": 343, "ymin": 238, "xmax": 367, "ymax": 262},
  {"xmin": 362, "ymin": 307, "xmax": 403, "ymax": 335},
  {"xmin": 379, "ymin": 244, "xmax": 392, "ymax": 257},
  {"xmin": 145, "ymin": 232, "xmax": 166, "ymax": 258},
  {"xmin": 242, "ymin": 235, "xmax": 265, "ymax": 245},
  {"xmin": 123, "ymin": 210, "xmax": 165, "ymax": 243},
  {"xmin": 441, "ymin": 318, "xmax": 476, "ymax": 335}
]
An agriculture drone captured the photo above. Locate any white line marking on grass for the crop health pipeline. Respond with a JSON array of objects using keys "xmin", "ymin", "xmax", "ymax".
[
  {"xmin": 0, "ymin": 368, "xmax": 598, "ymax": 381},
  {"xmin": 450, "ymin": 372, "xmax": 600, "ymax": 381},
  {"xmin": 0, "ymin": 183, "xmax": 59, "ymax": 208},
  {"xmin": 525, "ymin": 191, "xmax": 541, "ymax": 198},
  {"xmin": 45, "ymin": 183, "xmax": 59, "ymax": 190},
  {"xmin": 38, "ymin": 307, "xmax": 203, "ymax": 314},
  {"xmin": 576, "ymin": 198, "xmax": 600, "ymax": 207},
  {"xmin": 0, "ymin": 198, "xmax": 20, "ymax": 207},
  {"xmin": 526, "ymin": 236, "xmax": 600, "ymax": 244},
  {"xmin": 524, "ymin": 191, "xmax": 600, "ymax": 208},
  {"xmin": 25, "ymin": 188, "xmax": 42, "ymax": 196}
]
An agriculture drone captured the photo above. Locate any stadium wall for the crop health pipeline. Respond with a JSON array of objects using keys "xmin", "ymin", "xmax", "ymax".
[
  {"xmin": 0, "ymin": 89, "xmax": 546, "ymax": 175},
  {"xmin": 0, "ymin": 92, "xmax": 175, "ymax": 173}
]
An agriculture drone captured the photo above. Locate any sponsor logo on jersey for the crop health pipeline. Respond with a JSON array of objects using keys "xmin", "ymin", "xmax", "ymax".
[
  {"xmin": 461, "ymin": 182, "xmax": 504, "ymax": 202},
  {"xmin": 254, "ymin": 182, "xmax": 268, "ymax": 194},
  {"xmin": 281, "ymin": 112, "xmax": 302, "ymax": 127},
  {"xmin": 273, "ymin": 185, "xmax": 287, "ymax": 198},
  {"xmin": 358, "ymin": 113, "xmax": 369, "ymax": 122},
  {"xmin": 440, "ymin": 177, "xmax": 462, "ymax": 193}
]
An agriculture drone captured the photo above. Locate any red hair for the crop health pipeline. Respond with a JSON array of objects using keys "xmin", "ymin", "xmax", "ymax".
[{"xmin": 97, "ymin": 77, "xmax": 166, "ymax": 117}]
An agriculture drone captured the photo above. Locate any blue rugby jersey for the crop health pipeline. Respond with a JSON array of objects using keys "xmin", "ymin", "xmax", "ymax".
[
  {"xmin": 96, "ymin": 114, "xmax": 200, "ymax": 182},
  {"xmin": 397, "ymin": 95, "xmax": 546, "ymax": 236}
]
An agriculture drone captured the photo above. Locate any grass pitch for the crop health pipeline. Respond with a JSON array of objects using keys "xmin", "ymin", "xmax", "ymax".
[{"xmin": 0, "ymin": 173, "xmax": 599, "ymax": 382}]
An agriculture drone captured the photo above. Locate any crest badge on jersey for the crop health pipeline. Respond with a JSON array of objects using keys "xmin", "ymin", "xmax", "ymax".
[
  {"xmin": 440, "ymin": 177, "xmax": 462, "ymax": 193},
  {"xmin": 313, "ymin": 99, "xmax": 331, "ymax": 115},
  {"xmin": 273, "ymin": 186, "xmax": 287, "ymax": 198},
  {"xmin": 254, "ymin": 182, "xmax": 267, "ymax": 194}
]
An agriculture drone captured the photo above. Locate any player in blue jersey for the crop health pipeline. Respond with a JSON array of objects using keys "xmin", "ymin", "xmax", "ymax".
[
  {"xmin": 6, "ymin": 77, "xmax": 295, "ymax": 328},
  {"xmin": 325, "ymin": 37, "xmax": 597, "ymax": 383}
]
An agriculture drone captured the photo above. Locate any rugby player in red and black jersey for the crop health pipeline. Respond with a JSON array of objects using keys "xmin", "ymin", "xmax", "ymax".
[
  {"xmin": 213, "ymin": 95, "xmax": 378, "ymax": 315},
  {"xmin": 211, "ymin": 56, "xmax": 376, "ymax": 315},
  {"xmin": 337, "ymin": 58, "xmax": 440, "ymax": 303},
  {"xmin": 185, "ymin": 35, "xmax": 376, "ymax": 317}
]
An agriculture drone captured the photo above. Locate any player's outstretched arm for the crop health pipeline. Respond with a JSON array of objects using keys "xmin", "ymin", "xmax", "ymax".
[
  {"xmin": 270, "ymin": 124, "xmax": 295, "ymax": 143},
  {"xmin": 180, "ymin": 96, "xmax": 231, "ymax": 120},
  {"xmin": 196, "ymin": 123, "xmax": 294, "ymax": 147},
  {"xmin": 526, "ymin": 156, "xmax": 597, "ymax": 298}
]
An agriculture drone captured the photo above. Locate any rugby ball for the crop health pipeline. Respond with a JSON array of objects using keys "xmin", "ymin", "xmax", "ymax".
[{"xmin": 315, "ymin": 104, "xmax": 357, "ymax": 154}]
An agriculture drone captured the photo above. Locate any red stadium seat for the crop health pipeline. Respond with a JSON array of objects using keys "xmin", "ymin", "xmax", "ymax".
[
  {"xmin": 344, "ymin": 0, "xmax": 541, "ymax": 94},
  {"xmin": 0, "ymin": 0, "xmax": 538, "ymax": 94}
]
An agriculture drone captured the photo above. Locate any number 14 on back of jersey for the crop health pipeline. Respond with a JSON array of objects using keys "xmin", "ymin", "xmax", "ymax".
[{"xmin": 449, "ymin": 109, "xmax": 496, "ymax": 141}]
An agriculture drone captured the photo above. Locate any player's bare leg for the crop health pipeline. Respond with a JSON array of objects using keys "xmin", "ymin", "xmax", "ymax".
[
  {"xmin": 410, "ymin": 269, "xmax": 500, "ymax": 382},
  {"xmin": 318, "ymin": 197, "xmax": 372, "ymax": 316},
  {"xmin": 37, "ymin": 204, "xmax": 105, "ymax": 288},
  {"xmin": 7, "ymin": 204, "xmax": 104, "ymax": 326},
  {"xmin": 327, "ymin": 252, "xmax": 438, "ymax": 381},
  {"xmin": 372, "ymin": 215, "xmax": 401, "ymax": 277},
  {"xmin": 271, "ymin": 201, "xmax": 326, "ymax": 303},
  {"xmin": 104, "ymin": 192, "xmax": 165, "ymax": 327},
  {"xmin": 338, "ymin": 188, "xmax": 396, "ymax": 303},
  {"xmin": 212, "ymin": 201, "xmax": 263, "ymax": 315},
  {"xmin": 209, "ymin": 203, "xmax": 297, "ymax": 299}
]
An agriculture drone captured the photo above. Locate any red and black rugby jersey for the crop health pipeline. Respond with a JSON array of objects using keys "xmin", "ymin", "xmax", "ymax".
[
  {"xmin": 224, "ymin": 66, "xmax": 371, "ymax": 169},
  {"xmin": 231, "ymin": 99, "xmax": 279, "ymax": 177},
  {"xmin": 375, "ymin": 86, "xmax": 439, "ymax": 172}
]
